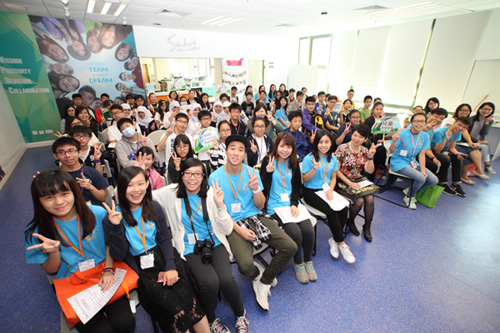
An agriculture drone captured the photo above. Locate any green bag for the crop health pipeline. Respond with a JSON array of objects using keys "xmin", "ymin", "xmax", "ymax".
[{"xmin": 416, "ymin": 185, "xmax": 444, "ymax": 208}]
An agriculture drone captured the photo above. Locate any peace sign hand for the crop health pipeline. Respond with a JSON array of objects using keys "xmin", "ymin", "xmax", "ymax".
[
  {"xmin": 26, "ymin": 233, "xmax": 60, "ymax": 254},
  {"xmin": 93, "ymin": 144, "xmax": 102, "ymax": 160},
  {"xmin": 172, "ymin": 152, "xmax": 181, "ymax": 171},
  {"xmin": 310, "ymin": 129, "xmax": 317, "ymax": 143},
  {"xmin": 247, "ymin": 166, "xmax": 260, "ymax": 192},
  {"xmin": 250, "ymin": 139, "xmax": 258, "ymax": 154},
  {"xmin": 212, "ymin": 136, "xmax": 219, "ymax": 150},
  {"xmin": 368, "ymin": 143, "xmax": 377, "ymax": 158},
  {"xmin": 211, "ymin": 179, "xmax": 224, "ymax": 208},
  {"xmin": 102, "ymin": 200, "xmax": 122, "ymax": 225},
  {"xmin": 76, "ymin": 172, "xmax": 92, "ymax": 190},
  {"xmin": 140, "ymin": 132, "xmax": 148, "ymax": 147},
  {"xmin": 266, "ymin": 156, "xmax": 275, "ymax": 173},
  {"xmin": 53, "ymin": 131, "xmax": 64, "ymax": 138},
  {"xmin": 134, "ymin": 152, "xmax": 147, "ymax": 170},
  {"xmin": 312, "ymin": 157, "xmax": 320, "ymax": 170},
  {"xmin": 343, "ymin": 123, "xmax": 351, "ymax": 135},
  {"xmin": 392, "ymin": 128, "xmax": 402, "ymax": 142}
]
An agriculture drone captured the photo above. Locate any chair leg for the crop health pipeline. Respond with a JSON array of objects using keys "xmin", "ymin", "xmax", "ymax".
[{"xmin": 312, "ymin": 223, "xmax": 317, "ymax": 256}]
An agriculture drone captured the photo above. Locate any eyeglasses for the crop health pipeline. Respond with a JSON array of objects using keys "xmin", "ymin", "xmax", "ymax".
[
  {"xmin": 56, "ymin": 148, "xmax": 78, "ymax": 157},
  {"xmin": 182, "ymin": 171, "xmax": 204, "ymax": 179},
  {"xmin": 254, "ymin": 125, "xmax": 266, "ymax": 129},
  {"xmin": 110, "ymin": 111, "xmax": 122, "ymax": 116},
  {"xmin": 412, "ymin": 120, "xmax": 426, "ymax": 124},
  {"xmin": 73, "ymin": 134, "xmax": 90, "ymax": 139},
  {"xmin": 176, "ymin": 120, "xmax": 188, "ymax": 125},
  {"xmin": 220, "ymin": 129, "xmax": 231, "ymax": 133},
  {"xmin": 175, "ymin": 145, "xmax": 189, "ymax": 150}
]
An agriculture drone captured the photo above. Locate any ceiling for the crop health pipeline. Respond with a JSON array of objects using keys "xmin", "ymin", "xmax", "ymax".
[{"xmin": 2, "ymin": 0, "xmax": 500, "ymax": 36}]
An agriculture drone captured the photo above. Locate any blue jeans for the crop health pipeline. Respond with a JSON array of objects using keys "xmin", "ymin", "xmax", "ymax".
[{"xmin": 396, "ymin": 166, "xmax": 438, "ymax": 197}]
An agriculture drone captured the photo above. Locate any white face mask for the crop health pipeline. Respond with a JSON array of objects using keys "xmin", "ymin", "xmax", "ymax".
[
  {"xmin": 181, "ymin": 102, "xmax": 188, "ymax": 106},
  {"xmin": 122, "ymin": 126, "xmax": 135, "ymax": 138}
]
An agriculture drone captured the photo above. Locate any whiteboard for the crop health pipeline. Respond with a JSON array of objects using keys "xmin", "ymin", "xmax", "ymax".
[
  {"xmin": 288, "ymin": 65, "xmax": 318, "ymax": 93},
  {"xmin": 462, "ymin": 59, "xmax": 500, "ymax": 108}
]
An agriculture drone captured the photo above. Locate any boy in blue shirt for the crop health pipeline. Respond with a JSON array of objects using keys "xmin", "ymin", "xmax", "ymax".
[
  {"xmin": 314, "ymin": 91, "xmax": 327, "ymax": 116},
  {"xmin": 209, "ymin": 135, "xmax": 296, "ymax": 311},
  {"xmin": 286, "ymin": 111, "xmax": 316, "ymax": 162},
  {"xmin": 302, "ymin": 96, "xmax": 322, "ymax": 135}
]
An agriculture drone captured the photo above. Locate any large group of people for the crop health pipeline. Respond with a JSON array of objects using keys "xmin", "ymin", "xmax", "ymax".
[{"xmin": 25, "ymin": 83, "xmax": 496, "ymax": 332}]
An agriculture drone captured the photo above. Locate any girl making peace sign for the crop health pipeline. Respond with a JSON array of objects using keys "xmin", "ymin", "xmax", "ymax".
[
  {"xmin": 103, "ymin": 167, "xmax": 209, "ymax": 333},
  {"xmin": 25, "ymin": 170, "xmax": 135, "ymax": 332},
  {"xmin": 302, "ymin": 130, "xmax": 354, "ymax": 264}
]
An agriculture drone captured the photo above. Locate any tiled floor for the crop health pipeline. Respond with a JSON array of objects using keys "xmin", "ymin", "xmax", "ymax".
[{"xmin": 2, "ymin": 146, "xmax": 499, "ymax": 332}]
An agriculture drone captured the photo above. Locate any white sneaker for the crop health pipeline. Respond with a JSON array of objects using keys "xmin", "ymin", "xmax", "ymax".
[
  {"xmin": 252, "ymin": 279, "xmax": 271, "ymax": 310},
  {"xmin": 403, "ymin": 196, "xmax": 417, "ymax": 210},
  {"xmin": 339, "ymin": 244, "xmax": 356, "ymax": 264},
  {"xmin": 235, "ymin": 310, "xmax": 249, "ymax": 333},
  {"xmin": 210, "ymin": 318, "xmax": 230, "ymax": 333},
  {"xmin": 254, "ymin": 261, "xmax": 277, "ymax": 287},
  {"xmin": 328, "ymin": 237, "xmax": 339, "ymax": 259}
]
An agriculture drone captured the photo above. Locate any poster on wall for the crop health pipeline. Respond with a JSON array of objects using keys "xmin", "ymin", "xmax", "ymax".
[
  {"xmin": 222, "ymin": 58, "xmax": 247, "ymax": 101},
  {"xmin": 28, "ymin": 16, "xmax": 145, "ymax": 118},
  {"xmin": 0, "ymin": 12, "xmax": 60, "ymax": 143}
]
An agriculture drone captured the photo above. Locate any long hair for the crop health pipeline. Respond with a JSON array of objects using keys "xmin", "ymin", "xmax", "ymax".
[
  {"xmin": 117, "ymin": 167, "xmax": 157, "ymax": 227},
  {"xmin": 176, "ymin": 158, "xmax": 209, "ymax": 199},
  {"xmin": 25, "ymin": 170, "xmax": 95, "ymax": 246},
  {"xmin": 174, "ymin": 134, "xmax": 194, "ymax": 159},
  {"xmin": 473, "ymin": 102, "xmax": 495, "ymax": 122},
  {"xmin": 312, "ymin": 130, "xmax": 335, "ymax": 163},
  {"xmin": 157, "ymin": 99, "xmax": 167, "ymax": 119},
  {"xmin": 424, "ymin": 97, "xmax": 440, "ymax": 114},
  {"xmin": 269, "ymin": 132, "xmax": 298, "ymax": 171},
  {"xmin": 453, "ymin": 103, "xmax": 472, "ymax": 119}
]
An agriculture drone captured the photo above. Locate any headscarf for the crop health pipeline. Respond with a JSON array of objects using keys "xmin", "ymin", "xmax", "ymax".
[
  {"xmin": 136, "ymin": 106, "xmax": 152, "ymax": 127},
  {"xmin": 169, "ymin": 101, "xmax": 180, "ymax": 113}
]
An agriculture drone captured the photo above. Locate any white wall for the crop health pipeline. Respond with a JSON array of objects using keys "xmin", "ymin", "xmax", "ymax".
[{"xmin": 0, "ymin": 85, "xmax": 25, "ymax": 190}]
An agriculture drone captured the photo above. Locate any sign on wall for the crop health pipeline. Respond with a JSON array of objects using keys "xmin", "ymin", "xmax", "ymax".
[{"xmin": 0, "ymin": 12, "xmax": 60, "ymax": 143}]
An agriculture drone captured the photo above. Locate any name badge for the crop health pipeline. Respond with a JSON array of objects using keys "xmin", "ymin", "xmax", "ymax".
[
  {"xmin": 400, "ymin": 150, "xmax": 408, "ymax": 157},
  {"xmin": 231, "ymin": 203, "xmax": 241, "ymax": 213},
  {"xmin": 187, "ymin": 233, "xmax": 198, "ymax": 245},
  {"xmin": 410, "ymin": 161, "xmax": 417, "ymax": 169},
  {"xmin": 322, "ymin": 183, "xmax": 331, "ymax": 192},
  {"xmin": 140, "ymin": 253, "xmax": 154, "ymax": 269},
  {"xmin": 78, "ymin": 258, "xmax": 95, "ymax": 272},
  {"xmin": 280, "ymin": 193, "xmax": 289, "ymax": 202}
]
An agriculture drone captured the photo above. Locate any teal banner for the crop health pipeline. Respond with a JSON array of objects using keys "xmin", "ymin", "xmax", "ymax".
[{"xmin": 0, "ymin": 12, "xmax": 60, "ymax": 143}]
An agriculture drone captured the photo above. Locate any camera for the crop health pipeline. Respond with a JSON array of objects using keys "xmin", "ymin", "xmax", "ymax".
[{"xmin": 193, "ymin": 239, "xmax": 214, "ymax": 264}]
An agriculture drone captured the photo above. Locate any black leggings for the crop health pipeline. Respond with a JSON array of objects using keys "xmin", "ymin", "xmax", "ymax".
[
  {"xmin": 74, "ymin": 296, "xmax": 135, "ymax": 333},
  {"xmin": 185, "ymin": 245, "xmax": 244, "ymax": 323},
  {"xmin": 348, "ymin": 195, "xmax": 375, "ymax": 228},
  {"xmin": 303, "ymin": 188, "xmax": 348, "ymax": 243},
  {"xmin": 271, "ymin": 214, "xmax": 315, "ymax": 264}
]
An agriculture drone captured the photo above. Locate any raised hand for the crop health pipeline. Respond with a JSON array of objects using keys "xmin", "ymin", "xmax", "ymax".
[
  {"xmin": 166, "ymin": 126, "xmax": 174, "ymax": 138},
  {"xmin": 140, "ymin": 132, "xmax": 148, "ymax": 147},
  {"xmin": 445, "ymin": 126, "xmax": 453, "ymax": 139},
  {"xmin": 212, "ymin": 136, "xmax": 219, "ymax": 150},
  {"xmin": 93, "ymin": 144, "xmax": 103, "ymax": 160},
  {"xmin": 26, "ymin": 233, "xmax": 60, "ymax": 254},
  {"xmin": 102, "ymin": 200, "xmax": 122, "ymax": 225},
  {"xmin": 211, "ymin": 179, "xmax": 224, "ymax": 208},
  {"xmin": 312, "ymin": 157, "xmax": 320, "ymax": 170},
  {"xmin": 172, "ymin": 152, "xmax": 181, "ymax": 171},
  {"xmin": 247, "ymin": 166, "xmax": 260, "ymax": 192},
  {"xmin": 250, "ymin": 139, "xmax": 258, "ymax": 154},
  {"xmin": 53, "ymin": 131, "xmax": 64, "ymax": 138},
  {"xmin": 158, "ymin": 270, "xmax": 179, "ymax": 286},
  {"xmin": 290, "ymin": 205, "xmax": 299, "ymax": 218},
  {"xmin": 367, "ymin": 143, "xmax": 377, "ymax": 159},
  {"xmin": 76, "ymin": 171, "xmax": 92, "ymax": 190},
  {"xmin": 343, "ymin": 123, "xmax": 351, "ymax": 135},
  {"xmin": 266, "ymin": 156, "xmax": 275, "ymax": 173},
  {"xmin": 392, "ymin": 128, "xmax": 402, "ymax": 142},
  {"xmin": 134, "ymin": 152, "xmax": 147, "ymax": 170},
  {"xmin": 310, "ymin": 129, "xmax": 317, "ymax": 143}
]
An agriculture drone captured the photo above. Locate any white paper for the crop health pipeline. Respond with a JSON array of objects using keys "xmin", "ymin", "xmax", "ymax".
[
  {"xmin": 274, "ymin": 204, "xmax": 313, "ymax": 224},
  {"xmin": 356, "ymin": 180, "xmax": 373, "ymax": 189},
  {"xmin": 315, "ymin": 190, "xmax": 350, "ymax": 211},
  {"xmin": 67, "ymin": 268, "xmax": 127, "ymax": 324}
]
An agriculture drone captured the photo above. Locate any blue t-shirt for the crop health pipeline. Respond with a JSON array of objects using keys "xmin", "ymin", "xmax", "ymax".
[
  {"xmin": 315, "ymin": 102, "xmax": 326, "ymax": 115},
  {"xmin": 209, "ymin": 164, "xmax": 263, "ymax": 221},
  {"xmin": 118, "ymin": 206, "xmax": 158, "ymax": 256},
  {"xmin": 302, "ymin": 153, "xmax": 338, "ymax": 190},
  {"xmin": 275, "ymin": 108, "xmax": 289, "ymax": 127},
  {"xmin": 390, "ymin": 129, "xmax": 430, "ymax": 172},
  {"xmin": 25, "ymin": 205, "xmax": 107, "ymax": 279},
  {"xmin": 180, "ymin": 193, "xmax": 221, "ymax": 256},
  {"xmin": 431, "ymin": 126, "xmax": 462, "ymax": 150},
  {"xmin": 266, "ymin": 160, "xmax": 294, "ymax": 215}
]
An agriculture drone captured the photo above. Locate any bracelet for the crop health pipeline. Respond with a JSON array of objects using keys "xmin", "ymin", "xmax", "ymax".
[
  {"xmin": 102, "ymin": 267, "xmax": 114, "ymax": 274},
  {"xmin": 94, "ymin": 159, "xmax": 100, "ymax": 163},
  {"xmin": 367, "ymin": 157, "xmax": 374, "ymax": 160},
  {"xmin": 252, "ymin": 189, "xmax": 262, "ymax": 194}
]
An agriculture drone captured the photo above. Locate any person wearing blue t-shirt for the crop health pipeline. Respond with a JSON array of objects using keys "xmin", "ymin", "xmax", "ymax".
[
  {"xmin": 275, "ymin": 96, "xmax": 290, "ymax": 129},
  {"xmin": 103, "ymin": 167, "xmax": 209, "ymax": 333},
  {"xmin": 153, "ymin": 158, "xmax": 249, "ymax": 332},
  {"xmin": 389, "ymin": 113, "xmax": 438, "ymax": 209},
  {"xmin": 260, "ymin": 132, "xmax": 316, "ymax": 285},
  {"xmin": 301, "ymin": 130, "xmax": 354, "ymax": 264},
  {"xmin": 314, "ymin": 91, "xmax": 327, "ymax": 116},
  {"xmin": 286, "ymin": 111, "xmax": 315, "ymax": 162},
  {"xmin": 209, "ymin": 135, "xmax": 296, "ymax": 311},
  {"xmin": 25, "ymin": 170, "xmax": 135, "ymax": 332},
  {"xmin": 431, "ymin": 117, "xmax": 471, "ymax": 197}
]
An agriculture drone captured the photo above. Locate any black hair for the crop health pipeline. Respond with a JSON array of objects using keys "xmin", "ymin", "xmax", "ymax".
[
  {"xmin": 137, "ymin": 146, "xmax": 155, "ymax": 158},
  {"xmin": 148, "ymin": 92, "xmax": 155, "ymax": 97},
  {"xmin": 270, "ymin": 132, "xmax": 298, "ymax": 171},
  {"xmin": 245, "ymin": 85, "xmax": 253, "ymax": 93},
  {"xmin": 312, "ymin": 130, "xmax": 335, "ymax": 163},
  {"xmin": 289, "ymin": 88, "xmax": 296, "ymax": 93},
  {"xmin": 229, "ymin": 103, "xmax": 242, "ymax": 112},
  {"xmin": 175, "ymin": 112, "xmax": 189, "ymax": 122},
  {"xmin": 424, "ymin": 97, "xmax": 440, "ymax": 114},
  {"xmin": 169, "ymin": 91, "xmax": 178, "ymax": 100},
  {"xmin": 318, "ymin": 91, "xmax": 326, "ymax": 97},
  {"xmin": 278, "ymin": 96, "xmax": 288, "ymax": 111},
  {"xmin": 79, "ymin": 85, "xmax": 96, "ymax": 99},
  {"xmin": 101, "ymin": 93, "xmax": 110, "ymax": 99},
  {"xmin": 218, "ymin": 120, "xmax": 230, "ymax": 131},
  {"xmin": 473, "ymin": 102, "xmax": 495, "ymax": 121},
  {"xmin": 410, "ymin": 112, "xmax": 427, "ymax": 122},
  {"xmin": 363, "ymin": 95, "xmax": 373, "ymax": 102},
  {"xmin": 65, "ymin": 116, "xmax": 80, "ymax": 133},
  {"xmin": 135, "ymin": 95, "xmax": 145, "ymax": 101},
  {"xmin": 231, "ymin": 86, "xmax": 237, "ymax": 91},
  {"xmin": 305, "ymin": 96, "xmax": 316, "ymax": 104},
  {"xmin": 25, "ymin": 170, "xmax": 95, "ymax": 246},
  {"xmin": 72, "ymin": 93, "xmax": 82, "ymax": 100},
  {"xmin": 219, "ymin": 93, "xmax": 229, "ymax": 101},
  {"xmin": 69, "ymin": 125, "xmax": 92, "ymax": 137},
  {"xmin": 198, "ymin": 110, "xmax": 211, "ymax": 121},
  {"xmin": 456, "ymin": 116, "xmax": 471, "ymax": 127},
  {"xmin": 64, "ymin": 105, "xmax": 76, "ymax": 117},
  {"xmin": 430, "ymin": 108, "xmax": 448, "ymax": 118},
  {"xmin": 245, "ymin": 92, "xmax": 253, "ymax": 97},
  {"xmin": 124, "ymin": 58, "xmax": 138, "ymax": 71},
  {"xmin": 75, "ymin": 106, "xmax": 89, "ymax": 119},
  {"xmin": 103, "ymin": 100, "xmax": 112, "ymax": 108},
  {"xmin": 348, "ymin": 89, "xmax": 354, "ymax": 93},
  {"xmin": 200, "ymin": 93, "xmax": 210, "ymax": 109},
  {"xmin": 176, "ymin": 158, "xmax": 208, "ymax": 199},
  {"xmin": 352, "ymin": 124, "xmax": 371, "ymax": 139},
  {"xmin": 347, "ymin": 109, "xmax": 361, "ymax": 123},
  {"xmin": 328, "ymin": 95, "xmax": 338, "ymax": 101},
  {"xmin": 288, "ymin": 111, "xmax": 303, "ymax": 122},
  {"xmin": 126, "ymin": 94, "xmax": 134, "ymax": 100},
  {"xmin": 252, "ymin": 116, "xmax": 268, "ymax": 129},
  {"xmin": 52, "ymin": 137, "xmax": 80, "ymax": 153},
  {"xmin": 173, "ymin": 135, "xmax": 194, "ymax": 159},
  {"xmin": 110, "ymin": 103, "xmax": 123, "ymax": 112},
  {"xmin": 374, "ymin": 97, "xmax": 381, "ymax": 102},
  {"xmin": 117, "ymin": 117, "xmax": 133, "ymax": 130},
  {"xmin": 296, "ymin": 91, "xmax": 303, "ymax": 98},
  {"xmin": 117, "ymin": 167, "xmax": 157, "ymax": 227}
]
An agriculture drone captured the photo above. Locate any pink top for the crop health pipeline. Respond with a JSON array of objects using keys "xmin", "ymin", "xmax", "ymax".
[{"xmin": 147, "ymin": 168, "xmax": 165, "ymax": 190}]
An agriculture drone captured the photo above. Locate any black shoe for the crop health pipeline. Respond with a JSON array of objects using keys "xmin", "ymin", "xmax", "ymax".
[
  {"xmin": 363, "ymin": 227, "xmax": 373, "ymax": 242},
  {"xmin": 451, "ymin": 184, "xmax": 466, "ymax": 197},
  {"xmin": 348, "ymin": 223, "xmax": 360, "ymax": 236},
  {"xmin": 441, "ymin": 184, "xmax": 457, "ymax": 196}
]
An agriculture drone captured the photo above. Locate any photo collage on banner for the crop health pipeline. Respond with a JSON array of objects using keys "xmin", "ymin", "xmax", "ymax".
[{"xmin": 28, "ymin": 16, "xmax": 145, "ymax": 118}]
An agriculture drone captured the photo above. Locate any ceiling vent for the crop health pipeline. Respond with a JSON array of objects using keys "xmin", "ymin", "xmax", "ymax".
[{"xmin": 355, "ymin": 5, "xmax": 388, "ymax": 11}]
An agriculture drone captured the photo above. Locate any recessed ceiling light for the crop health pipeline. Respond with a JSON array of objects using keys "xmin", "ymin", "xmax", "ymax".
[
  {"xmin": 114, "ymin": 3, "xmax": 127, "ymax": 16},
  {"xmin": 201, "ymin": 16, "xmax": 224, "ymax": 25},
  {"xmin": 371, "ymin": 2, "xmax": 444, "ymax": 17},
  {"xmin": 86, "ymin": 0, "xmax": 96, "ymax": 13},
  {"xmin": 101, "ymin": 2, "xmax": 112, "ymax": 15},
  {"xmin": 217, "ymin": 18, "xmax": 242, "ymax": 26}
]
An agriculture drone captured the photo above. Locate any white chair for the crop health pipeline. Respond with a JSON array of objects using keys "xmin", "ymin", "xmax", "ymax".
[
  {"xmin": 98, "ymin": 128, "xmax": 109, "ymax": 145},
  {"xmin": 105, "ymin": 186, "xmax": 114, "ymax": 207},
  {"xmin": 147, "ymin": 130, "xmax": 166, "ymax": 146}
]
